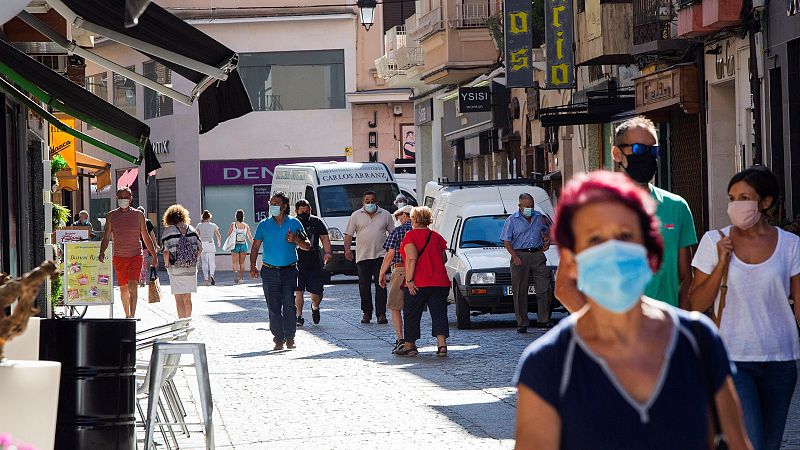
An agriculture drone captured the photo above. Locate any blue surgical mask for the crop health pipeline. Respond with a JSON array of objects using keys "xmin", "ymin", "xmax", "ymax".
[
  {"xmin": 396, "ymin": 202, "xmax": 407, "ymax": 209},
  {"xmin": 522, "ymin": 207, "xmax": 534, "ymax": 217},
  {"xmin": 269, "ymin": 205, "xmax": 282, "ymax": 217},
  {"xmin": 575, "ymin": 240, "xmax": 653, "ymax": 314},
  {"xmin": 364, "ymin": 203, "xmax": 377, "ymax": 213}
]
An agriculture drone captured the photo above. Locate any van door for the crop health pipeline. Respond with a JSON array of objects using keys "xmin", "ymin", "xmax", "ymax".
[
  {"xmin": 445, "ymin": 217, "xmax": 462, "ymax": 282},
  {"xmin": 305, "ymin": 185, "xmax": 318, "ymax": 214}
]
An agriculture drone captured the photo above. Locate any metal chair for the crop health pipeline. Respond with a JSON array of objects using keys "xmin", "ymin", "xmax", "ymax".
[{"xmin": 143, "ymin": 341, "xmax": 215, "ymax": 450}]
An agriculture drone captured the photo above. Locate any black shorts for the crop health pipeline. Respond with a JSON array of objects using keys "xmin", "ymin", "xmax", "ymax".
[{"xmin": 296, "ymin": 267, "xmax": 325, "ymax": 295}]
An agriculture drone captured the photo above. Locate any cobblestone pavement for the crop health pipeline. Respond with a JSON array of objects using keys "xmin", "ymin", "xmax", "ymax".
[{"xmin": 92, "ymin": 271, "xmax": 800, "ymax": 449}]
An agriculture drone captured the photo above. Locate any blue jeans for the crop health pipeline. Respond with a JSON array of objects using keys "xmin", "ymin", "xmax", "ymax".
[
  {"xmin": 261, "ymin": 266, "xmax": 298, "ymax": 343},
  {"xmin": 733, "ymin": 360, "xmax": 798, "ymax": 450}
]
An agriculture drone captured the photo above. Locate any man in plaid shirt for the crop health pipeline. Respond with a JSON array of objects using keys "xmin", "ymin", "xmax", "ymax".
[{"xmin": 379, "ymin": 205, "xmax": 413, "ymax": 354}]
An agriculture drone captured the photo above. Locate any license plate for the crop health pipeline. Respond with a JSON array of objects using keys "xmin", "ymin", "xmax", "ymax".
[{"xmin": 504, "ymin": 286, "xmax": 536, "ymax": 296}]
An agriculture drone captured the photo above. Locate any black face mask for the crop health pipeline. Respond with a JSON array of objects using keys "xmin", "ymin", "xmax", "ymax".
[
  {"xmin": 623, "ymin": 153, "xmax": 658, "ymax": 184},
  {"xmin": 297, "ymin": 213, "xmax": 311, "ymax": 221}
]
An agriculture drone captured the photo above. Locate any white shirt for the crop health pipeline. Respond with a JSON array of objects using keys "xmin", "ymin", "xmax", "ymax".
[
  {"xmin": 195, "ymin": 222, "xmax": 219, "ymax": 246},
  {"xmin": 692, "ymin": 226, "xmax": 800, "ymax": 362},
  {"xmin": 344, "ymin": 208, "xmax": 395, "ymax": 262}
]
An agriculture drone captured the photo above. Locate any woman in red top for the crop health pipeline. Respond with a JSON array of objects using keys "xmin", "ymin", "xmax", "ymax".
[{"xmin": 397, "ymin": 206, "xmax": 452, "ymax": 357}]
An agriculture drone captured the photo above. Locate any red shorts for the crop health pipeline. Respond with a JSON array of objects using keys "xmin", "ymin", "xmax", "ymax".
[{"xmin": 113, "ymin": 254, "xmax": 144, "ymax": 286}]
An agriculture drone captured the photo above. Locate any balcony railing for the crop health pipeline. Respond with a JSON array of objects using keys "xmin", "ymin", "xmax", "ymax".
[
  {"xmin": 633, "ymin": 0, "xmax": 674, "ymax": 45},
  {"xmin": 450, "ymin": 1, "xmax": 501, "ymax": 28},
  {"xmin": 385, "ymin": 26, "xmax": 407, "ymax": 54},
  {"xmin": 408, "ymin": 7, "xmax": 444, "ymax": 41},
  {"xmin": 397, "ymin": 45, "xmax": 424, "ymax": 69}
]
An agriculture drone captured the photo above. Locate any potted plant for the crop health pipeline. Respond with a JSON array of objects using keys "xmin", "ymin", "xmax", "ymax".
[
  {"xmin": 50, "ymin": 155, "xmax": 68, "ymax": 193},
  {"xmin": 0, "ymin": 261, "xmax": 61, "ymax": 450}
]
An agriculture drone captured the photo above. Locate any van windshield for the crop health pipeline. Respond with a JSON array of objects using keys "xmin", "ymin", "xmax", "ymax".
[
  {"xmin": 460, "ymin": 215, "xmax": 507, "ymax": 248},
  {"xmin": 317, "ymin": 184, "xmax": 401, "ymax": 217}
]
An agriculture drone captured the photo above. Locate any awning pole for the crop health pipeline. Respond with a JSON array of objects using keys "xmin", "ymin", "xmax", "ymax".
[
  {"xmin": 0, "ymin": 76, "xmax": 139, "ymax": 164},
  {"xmin": 17, "ymin": 11, "xmax": 194, "ymax": 106},
  {"xmin": 47, "ymin": 0, "xmax": 229, "ymax": 81}
]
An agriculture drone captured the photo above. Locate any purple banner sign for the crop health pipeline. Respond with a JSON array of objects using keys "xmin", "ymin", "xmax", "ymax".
[{"xmin": 200, "ymin": 158, "xmax": 344, "ymax": 186}]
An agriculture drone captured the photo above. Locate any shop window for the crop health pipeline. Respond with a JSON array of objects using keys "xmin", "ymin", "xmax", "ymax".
[
  {"xmin": 238, "ymin": 50, "xmax": 346, "ymax": 111},
  {"xmin": 143, "ymin": 61, "xmax": 173, "ymax": 119},
  {"xmin": 84, "ymin": 72, "xmax": 108, "ymax": 129},
  {"xmin": 202, "ymin": 185, "xmax": 259, "ymax": 248},
  {"xmin": 113, "ymin": 66, "xmax": 136, "ymax": 117}
]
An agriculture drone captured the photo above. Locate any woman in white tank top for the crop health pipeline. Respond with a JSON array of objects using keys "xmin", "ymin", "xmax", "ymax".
[{"xmin": 226, "ymin": 209, "xmax": 254, "ymax": 283}]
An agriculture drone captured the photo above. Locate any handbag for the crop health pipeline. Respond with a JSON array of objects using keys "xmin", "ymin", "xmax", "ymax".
[
  {"xmin": 148, "ymin": 267, "xmax": 162, "ymax": 304},
  {"xmin": 711, "ymin": 230, "xmax": 731, "ymax": 328},
  {"xmin": 223, "ymin": 224, "xmax": 237, "ymax": 252}
]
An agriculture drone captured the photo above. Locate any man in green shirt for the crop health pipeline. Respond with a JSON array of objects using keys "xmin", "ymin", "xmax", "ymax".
[{"xmin": 555, "ymin": 116, "xmax": 697, "ymax": 310}]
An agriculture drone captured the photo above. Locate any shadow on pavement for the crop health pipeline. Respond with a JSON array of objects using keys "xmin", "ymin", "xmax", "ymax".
[{"xmin": 430, "ymin": 403, "xmax": 515, "ymax": 440}]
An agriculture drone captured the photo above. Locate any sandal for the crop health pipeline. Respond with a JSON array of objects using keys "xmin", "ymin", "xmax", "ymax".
[
  {"xmin": 436, "ymin": 346, "xmax": 448, "ymax": 357},
  {"xmin": 395, "ymin": 344, "xmax": 418, "ymax": 357}
]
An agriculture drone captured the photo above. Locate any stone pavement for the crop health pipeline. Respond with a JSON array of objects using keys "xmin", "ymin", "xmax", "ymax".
[{"xmin": 89, "ymin": 271, "xmax": 800, "ymax": 449}]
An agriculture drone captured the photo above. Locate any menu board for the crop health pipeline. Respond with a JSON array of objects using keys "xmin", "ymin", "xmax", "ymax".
[{"xmin": 63, "ymin": 242, "xmax": 114, "ymax": 306}]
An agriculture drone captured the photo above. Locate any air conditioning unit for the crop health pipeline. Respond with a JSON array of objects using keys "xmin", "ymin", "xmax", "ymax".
[
  {"xmin": 393, "ymin": 105, "xmax": 403, "ymax": 116},
  {"xmin": 32, "ymin": 54, "xmax": 67, "ymax": 74}
]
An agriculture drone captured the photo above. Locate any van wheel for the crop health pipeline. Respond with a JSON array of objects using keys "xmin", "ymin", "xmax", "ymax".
[{"xmin": 454, "ymin": 283, "xmax": 471, "ymax": 329}]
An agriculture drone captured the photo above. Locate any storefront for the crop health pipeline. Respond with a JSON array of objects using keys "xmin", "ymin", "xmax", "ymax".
[
  {"xmin": 200, "ymin": 158, "xmax": 343, "ymax": 238},
  {"xmin": 765, "ymin": 1, "xmax": 800, "ymax": 220},
  {"xmin": 634, "ymin": 63, "xmax": 706, "ymax": 234},
  {"xmin": 704, "ymin": 36, "xmax": 753, "ymax": 228},
  {"xmin": 444, "ymin": 80, "xmax": 511, "ymax": 181}
]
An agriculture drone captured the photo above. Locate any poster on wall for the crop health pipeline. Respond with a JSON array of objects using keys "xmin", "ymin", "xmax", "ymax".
[
  {"xmin": 504, "ymin": 0, "xmax": 534, "ymax": 88},
  {"xmin": 401, "ymin": 125, "xmax": 415, "ymax": 159},
  {"xmin": 63, "ymin": 242, "xmax": 113, "ymax": 306},
  {"xmin": 253, "ymin": 184, "xmax": 272, "ymax": 222}
]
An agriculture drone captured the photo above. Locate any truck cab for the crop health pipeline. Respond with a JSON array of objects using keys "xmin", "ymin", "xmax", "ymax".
[{"xmin": 271, "ymin": 162, "xmax": 401, "ymax": 276}]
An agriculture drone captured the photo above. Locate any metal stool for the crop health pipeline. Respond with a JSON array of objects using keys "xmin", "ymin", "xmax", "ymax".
[{"xmin": 144, "ymin": 342, "xmax": 214, "ymax": 450}]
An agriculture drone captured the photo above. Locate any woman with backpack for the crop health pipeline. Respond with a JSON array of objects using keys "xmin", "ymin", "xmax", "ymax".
[
  {"xmin": 161, "ymin": 204, "xmax": 203, "ymax": 318},
  {"xmin": 226, "ymin": 209, "xmax": 254, "ymax": 284}
]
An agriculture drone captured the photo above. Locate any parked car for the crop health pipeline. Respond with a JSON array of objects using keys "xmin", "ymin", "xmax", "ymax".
[{"xmin": 425, "ymin": 179, "xmax": 560, "ymax": 329}]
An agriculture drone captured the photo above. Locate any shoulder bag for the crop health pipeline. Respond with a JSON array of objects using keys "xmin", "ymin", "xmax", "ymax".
[
  {"xmin": 222, "ymin": 222, "xmax": 237, "ymax": 252},
  {"xmin": 688, "ymin": 320, "xmax": 729, "ymax": 450},
  {"xmin": 712, "ymin": 230, "xmax": 731, "ymax": 328},
  {"xmin": 416, "ymin": 230, "xmax": 433, "ymax": 258}
]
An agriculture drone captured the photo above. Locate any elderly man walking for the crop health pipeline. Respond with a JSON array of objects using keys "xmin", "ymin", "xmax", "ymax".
[
  {"xmin": 500, "ymin": 193, "xmax": 552, "ymax": 333},
  {"xmin": 344, "ymin": 190, "xmax": 395, "ymax": 324}
]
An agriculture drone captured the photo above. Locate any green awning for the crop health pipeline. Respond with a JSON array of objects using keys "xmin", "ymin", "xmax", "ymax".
[
  {"xmin": 0, "ymin": 75, "xmax": 138, "ymax": 164},
  {"xmin": 0, "ymin": 38, "xmax": 150, "ymax": 161}
]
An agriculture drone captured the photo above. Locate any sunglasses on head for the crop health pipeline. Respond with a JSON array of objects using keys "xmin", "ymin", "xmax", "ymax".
[{"xmin": 619, "ymin": 143, "xmax": 659, "ymax": 157}]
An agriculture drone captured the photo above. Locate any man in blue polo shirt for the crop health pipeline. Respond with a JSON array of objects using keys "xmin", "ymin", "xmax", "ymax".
[
  {"xmin": 500, "ymin": 193, "xmax": 553, "ymax": 333},
  {"xmin": 250, "ymin": 191, "xmax": 311, "ymax": 351}
]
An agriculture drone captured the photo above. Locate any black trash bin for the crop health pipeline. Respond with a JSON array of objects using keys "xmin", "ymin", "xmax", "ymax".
[{"xmin": 40, "ymin": 318, "xmax": 137, "ymax": 450}]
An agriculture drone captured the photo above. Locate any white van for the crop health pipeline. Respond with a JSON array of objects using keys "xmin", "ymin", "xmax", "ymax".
[
  {"xmin": 424, "ymin": 179, "xmax": 560, "ymax": 329},
  {"xmin": 271, "ymin": 162, "xmax": 401, "ymax": 275}
]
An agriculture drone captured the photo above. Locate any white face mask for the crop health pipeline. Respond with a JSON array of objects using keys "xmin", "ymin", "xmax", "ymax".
[{"xmin": 118, "ymin": 199, "xmax": 131, "ymax": 209}]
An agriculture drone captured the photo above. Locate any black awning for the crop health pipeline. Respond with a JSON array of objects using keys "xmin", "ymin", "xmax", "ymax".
[
  {"xmin": 0, "ymin": 38, "xmax": 149, "ymax": 158},
  {"xmin": 60, "ymin": 0, "xmax": 253, "ymax": 133},
  {"xmin": 540, "ymin": 87, "xmax": 635, "ymax": 128}
]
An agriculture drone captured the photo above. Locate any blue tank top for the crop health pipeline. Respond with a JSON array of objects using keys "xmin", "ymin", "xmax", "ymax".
[{"xmin": 514, "ymin": 307, "xmax": 732, "ymax": 450}]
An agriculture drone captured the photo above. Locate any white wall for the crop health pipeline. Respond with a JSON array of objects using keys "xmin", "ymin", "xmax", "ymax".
[{"xmin": 194, "ymin": 17, "xmax": 357, "ymax": 161}]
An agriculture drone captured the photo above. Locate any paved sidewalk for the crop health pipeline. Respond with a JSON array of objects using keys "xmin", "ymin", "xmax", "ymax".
[{"xmin": 91, "ymin": 270, "xmax": 800, "ymax": 449}]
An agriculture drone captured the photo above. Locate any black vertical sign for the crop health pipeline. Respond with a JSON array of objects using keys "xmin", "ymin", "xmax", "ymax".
[
  {"xmin": 504, "ymin": 0, "xmax": 534, "ymax": 88},
  {"xmin": 545, "ymin": 0, "xmax": 575, "ymax": 88}
]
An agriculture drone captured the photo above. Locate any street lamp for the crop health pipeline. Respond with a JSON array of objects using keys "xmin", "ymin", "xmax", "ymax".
[{"xmin": 357, "ymin": 0, "xmax": 377, "ymax": 31}]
